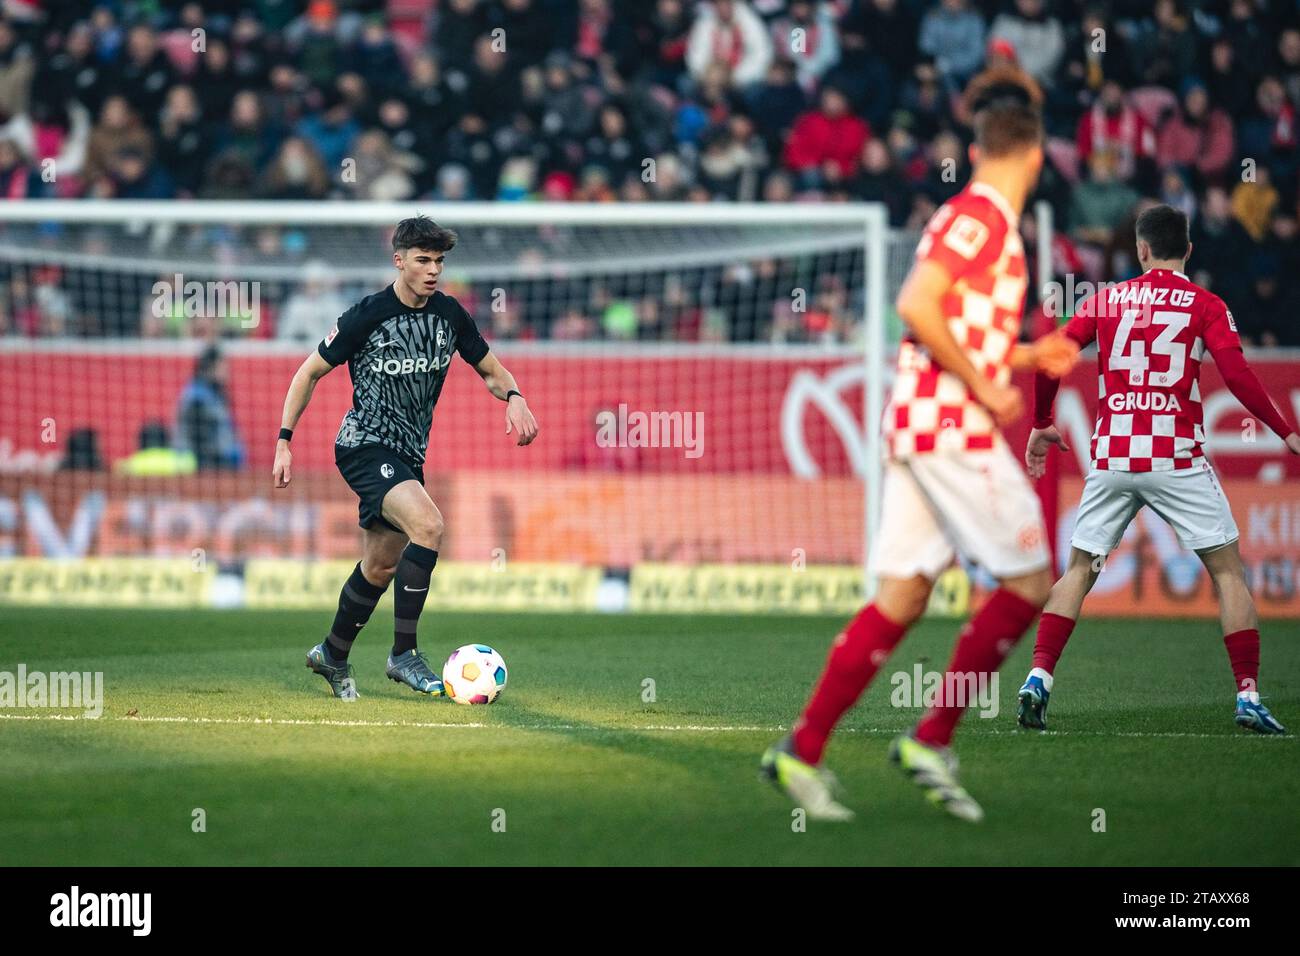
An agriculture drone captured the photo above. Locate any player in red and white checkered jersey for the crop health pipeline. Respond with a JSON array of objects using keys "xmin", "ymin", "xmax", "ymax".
[
  {"xmin": 762, "ymin": 67, "xmax": 1082, "ymax": 824},
  {"xmin": 1020, "ymin": 204, "xmax": 1300, "ymax": 736},
  {"xmin": 885, "ymin": 181, "xmax": 1032, "ymax": 458}
]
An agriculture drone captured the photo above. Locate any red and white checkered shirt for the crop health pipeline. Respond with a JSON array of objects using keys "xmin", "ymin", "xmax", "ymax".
[
  {"xmin": 1064, "ymin": 268, "xmax": 1237, "ymax": 472},
  {"xmin": 885, "ymin": 183, "xmax": 1028, "ymax": 458}
]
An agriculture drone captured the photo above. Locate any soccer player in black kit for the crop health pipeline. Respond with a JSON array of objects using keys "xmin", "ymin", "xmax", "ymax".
[{"xmin": 273, "ymin": 216, "xmax": 539, "ymax": 700}]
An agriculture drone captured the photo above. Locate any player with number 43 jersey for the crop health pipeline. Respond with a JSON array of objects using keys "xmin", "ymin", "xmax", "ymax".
[{"xmin": 1021, "ymin": 203, "xmax": 1300, "ymax": 735}]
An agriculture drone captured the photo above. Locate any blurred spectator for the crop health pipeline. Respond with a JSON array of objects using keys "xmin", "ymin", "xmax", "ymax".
[
  {"xmin": 277, "ymin": 261, "xmax": 349, "ymax": 343},
  {"xmin": 293, "ymin": 89, "xmax": 354, "ymax": 171},
  {"xmin": 119, "ymin": 24, "xmax": 175, "ymax": 122},
  {"xmin": 1190, "ymin": 186, "xmax": 1252, "ymax": 303},
  {"xmin": 782, "ymin": 85, "xmax": 869, "ymax": 189},
  {"xmin": 0, "ymin": 135, "xmax": 36, "ymax": 197},
  {"xmin": 349, "ymin": 15, "xmax": 405, "ymax": 99},
  {"xmin": 114, "ymin": 422, "xmax": 197, "ymax": 477},
  {"xmin": 847, "ymin": 0, "xmax": 917, "ymax": 82},
  {"xmin": 853, "ymin": 138, "xmax": 907, "ymax": 224},
  {"xmin": 898, "ymin": 59, "xmax": 953, "ymax": 143},
  {"xmin": 83, "ymin": 95, "xmax": 154, "ymax": 185},
  {"xmin": 59, "ymin": 429, "xmax": 105, "ymax": 472},
  {"xmin": 638, "ymin": 0, "xmax": 692, "ymax": 88},
  {"xmin": 157, "ymin": 85, "xmax": 209, "ymax": 196},
  {"xmin": 220, "ymin": 90, "xmax": 283, "ymax": 171},
  {"xmin": 1237, "ymin": 76, "xmax": 1297, "ymax": 186},
  {"xmin": 1156, "ymin": 80, "xmax": 1235, "ymax": 185},
  {"xmin": 989, "ymin": 0, "xmax": 1064, "ymax": 91},
  {"xmin": 1066, "ymin": 5, "xmax": 1133, "ymax": 95},
  {"xmin": 1070, "ymin": 149, "xmax": 1140, "ymax": 250},
  {"xmin": 1231, "ymin": 166, "xmax": 1278, "ymax": 241},
  {"xmin": 918, "ymin": 0, "xmax": 985, "ymax": 89},
  {"xmin": 770, "ymin": 1, "xmax": 840, "ymax": 93},
  {"xmin": 1075, "ymin": 80, "xmax": 1156, "ymax": 186},
  {"xmin": 343, "ymin": 129, "xmax": 415, "ymax": 201},
  {"xmin": 1133, "ymin": 0, "xmax": 1197, "ymax": 89},
  {"xmin": 0, "ymin": 16, "xmax": 33, "ymax": 120},
  {"xmin": 920, "ymin": 129, "xmax": 965, "ymax": 206},
  {"xmin": 105, "ymin": 146, "xmax": 175, "ymax": 199},
  {"xmin": 259, "ymin": 135, "xmax": 330, "ymax": 199},
  {"xmin": 291, "ymin": 0, "xmax": 345, "ymax": 88},
  {"xmin": 687, "ymin": 0, "xmax": 773, "ymax": 92},
  {"xmin": 697, "ymin": 112, "xmax": 766, "ymax": 199},
  {"xmin": 194, "ymin": 38, "xmax": 244, "ymax": 122},
  {"xmin": 33, "ymin": 21, "xmax": 103, "ymax": 118},
  {"xmin": 176, "ymin": 346, "xmax": 246, "ymax": 471},
  {"xmin": 1205, "ymin": 36, "xmax": 1253, "ymax": 119},
  {"xmin": 433, "ymin": 0, "xmax": 486, "ymax": 76},
  {"xmin": 1279, "ymin": 29, "xmax": 1300, "ymax": 111},
  {"xmin": 1241, "ymin": 258, "xmax": 1300, "ymax": 347},
  {"xmin": 1159, "ymin": 167, "xmax": 1196, "ymax": 224}
]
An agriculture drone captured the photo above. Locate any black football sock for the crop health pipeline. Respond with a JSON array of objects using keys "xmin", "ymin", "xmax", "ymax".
[
  {"xmin": 326, "ymin": 563, "xmax": 388, "ymax": 662},
  {"xmin": 393, "ymin": 544, "xmax": 438, "ymax": 657}
]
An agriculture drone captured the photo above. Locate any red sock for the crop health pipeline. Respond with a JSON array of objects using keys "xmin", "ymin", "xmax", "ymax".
[
  {"xmin": 1223, "ymin": 629, "xmax": 1260, "ymax": 694},
  {"xmin": 792, "ymin": 603, "xmax": 909, "ymax": 764},
  {"xmin": 1031, "ymin": 612, "xmax": 1076, "ymax": 674},
  {"xmin": 914, "ymin": 588, "xmax": 1040, "ymax": 749}
]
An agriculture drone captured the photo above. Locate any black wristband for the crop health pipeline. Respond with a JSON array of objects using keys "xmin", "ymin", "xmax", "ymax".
[
  {"xmin": 278, "ymin": 427, "xmax": 294, "ymax": 442},
  {"xmin": 505, "ymin": 389, "xmax": 522, "ymax": 402}
]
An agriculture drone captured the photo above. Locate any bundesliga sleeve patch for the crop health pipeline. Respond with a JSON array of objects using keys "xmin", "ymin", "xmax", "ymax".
[
  {"xmin": 324, "ymin": 324, "xmax": 338, "ymax": 346},
  {"xmin": 941, "ymin": 214, "xmax": 990, "ymax": 260},
  {"xmin": 1226, "ymin": 309, "xmax": 1237, "ymax": 332}
]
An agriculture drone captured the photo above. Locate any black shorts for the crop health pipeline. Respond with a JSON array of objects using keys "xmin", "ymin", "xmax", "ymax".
[{"xmin": 334, "ymin": 443, "xmax": 424, "ymax": 534}]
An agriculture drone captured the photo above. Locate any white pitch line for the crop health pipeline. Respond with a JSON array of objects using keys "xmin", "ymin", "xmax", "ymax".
[{"xmin": 0, "ymin": 712, "xmax": 1292, "ymax": 740}]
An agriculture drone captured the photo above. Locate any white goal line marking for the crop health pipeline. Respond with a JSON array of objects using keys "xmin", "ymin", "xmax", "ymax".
[{"xmin": 0, "ymin": 712, "xmax": 1290, "ymax": 741}]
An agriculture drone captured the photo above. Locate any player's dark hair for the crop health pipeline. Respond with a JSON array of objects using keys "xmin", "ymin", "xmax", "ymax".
[
  {"xmin": 964, "ymin": 66, "xmax": 1044, "ymax": 158},
  {"xmin": 392, "ymin": 215, "xmax": 457, "ymax": 255},
  {"xmin": 1135, "ymin": 204, "xmax": 1191, "ymax": 261}
]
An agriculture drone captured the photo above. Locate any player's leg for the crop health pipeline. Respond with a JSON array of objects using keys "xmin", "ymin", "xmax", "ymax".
[
  {"xmin": 791, "ymin": 574, "xmax": 932, "ymax": 764},
  {"xmin": 761, "ymin": 462, "xmax": 946, "ymax": 821},
  {"xmin": 1140, "ymin": 464, "xmax": 1282, "ymax": 732},
  {"xmin": 1198, "ymin": 542, "xmax": 1286, "ymax": 734},
  {"xmin": 305, "ymin": 524, "xmax": 407, "ymax": 700},
  {"xmin": 376, "ymin": 478, "xmax": 446, "ymax": 694},
  {"xmin": 887, "ymin": 447, "xmax": 1052, "ymax": 820},
  {"xmin": 761, "ymin": 575, "xmax": 933, "ymax": 823},
  {"xmin": 1019, "ymin": 470, "xmax": 1140, "ymax": 728},
  {"xmin": 1017, "ymin": 548, "xmax": 1101, "ymax": 728}
]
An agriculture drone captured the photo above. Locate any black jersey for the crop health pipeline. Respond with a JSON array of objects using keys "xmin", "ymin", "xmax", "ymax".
[{"xmin": 317, "ymin": 284, "xmax": 489, "ymax": 465}]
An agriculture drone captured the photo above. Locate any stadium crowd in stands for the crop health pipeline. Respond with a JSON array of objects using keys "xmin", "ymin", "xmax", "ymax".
[{"xmin": 0, "ymin": 0, "xmax": 1297, "ymax": 345}]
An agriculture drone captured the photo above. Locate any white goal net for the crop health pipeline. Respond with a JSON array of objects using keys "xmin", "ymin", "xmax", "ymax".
[{"xmin": 0, "ymin": 201, "xmax": 919, "ymax": 614}]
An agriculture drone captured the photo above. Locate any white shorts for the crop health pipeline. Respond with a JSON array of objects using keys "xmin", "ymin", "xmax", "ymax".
[
  {"xmin": 870, "ymin": 445, "xmax": 1051, "ymax": 580},
  {"xmin": 1070, "ymin": 461, "xmax": 1239, "ymax": 555}
]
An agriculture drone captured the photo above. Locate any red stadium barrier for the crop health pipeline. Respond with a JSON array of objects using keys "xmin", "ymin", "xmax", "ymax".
[{"xmin": 1, "ymin": 348, "xmax": 1297, "ymax": 616}]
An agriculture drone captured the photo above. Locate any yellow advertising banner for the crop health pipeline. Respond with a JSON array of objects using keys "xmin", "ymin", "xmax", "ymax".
[
  {"xmin": 0, "ymin": 558, "xmax": 212, "ymax": 607},
  {"xmin": 629, "ymin": 564, "xmax": 969, "ymax": 616},
  {"xmin": 244, "ymin": 560, "xmax": 603, "ymax": 612}
]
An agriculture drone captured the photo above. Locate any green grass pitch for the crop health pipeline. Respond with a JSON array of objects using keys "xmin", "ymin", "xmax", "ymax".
[{"xmin": 1, "ymin": 607, "xmax": 1296, "ymax": 866}]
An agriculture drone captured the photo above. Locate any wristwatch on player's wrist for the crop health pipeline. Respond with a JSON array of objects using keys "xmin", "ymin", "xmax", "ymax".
[{"xmin": 505, "ymin": 389, "xmax": 523, "ymax": 403}]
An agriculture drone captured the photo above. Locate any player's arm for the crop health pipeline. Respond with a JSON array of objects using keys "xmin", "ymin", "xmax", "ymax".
[
  {"xmin": 1026, "ymin": 306, "xmax": 1097, "ymax": 477},
  {"xmin": 273, "ymin": 350, "xmax": 335, "ymax": 488},
  {"xmin": 895, "ymin": 258, "xmax": 1024, "ymax": 426},
  {"xmin": 1205, "ymin": 306, "xmax": 1300, "ymax": 455},
  {"xmin": 473, "ymin": 352, "xmax": 539, "ymax": 446},
  {"xmin": 1009, "ymin": 331, "xmax": 1080, "ymax": 374}
]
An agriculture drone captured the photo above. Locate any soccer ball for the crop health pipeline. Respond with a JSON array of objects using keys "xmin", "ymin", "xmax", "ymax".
[{"xmin": 443, "ymin": 644, "xmax": 508, "ymax": 705}]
